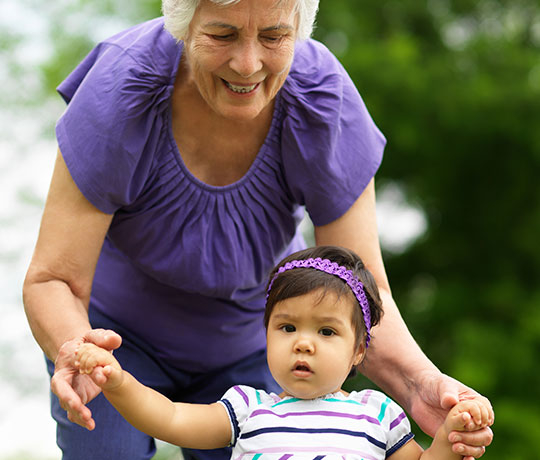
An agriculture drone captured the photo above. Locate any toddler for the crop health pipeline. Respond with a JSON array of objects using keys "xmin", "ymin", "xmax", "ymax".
[{"xmin": 75, "ymin": 246, "xmax": 493, "ymax": 459}]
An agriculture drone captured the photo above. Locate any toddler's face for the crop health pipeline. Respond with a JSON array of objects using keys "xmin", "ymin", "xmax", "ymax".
[{"xmin": 266, "ymin": 288, "xmax": 365, "ymax": 399}]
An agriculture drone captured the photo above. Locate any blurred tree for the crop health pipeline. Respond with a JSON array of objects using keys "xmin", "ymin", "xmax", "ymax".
[
  {"xmin": 16, "ymin": 0, "xmax": 540, "ymax": 457},
  {"xmin": 315, "ymin": 1, "xmax": 540, "ymax": 457}
]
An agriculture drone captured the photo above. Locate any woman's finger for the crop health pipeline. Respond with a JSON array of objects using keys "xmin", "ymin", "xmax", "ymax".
[
  {"xmin": 83, "ymin": 329, "xmax": 122, "ymax": 351},
  {"xmin": 449, "ymin": 425, "xmax": 493, "ymax": 447}
]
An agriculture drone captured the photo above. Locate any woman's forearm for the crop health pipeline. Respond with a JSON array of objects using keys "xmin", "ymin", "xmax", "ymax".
[
  {"xmin": 360, "ymin": 289, "xmax": 439, "ymax": 410},
  {"xmin": 23, "ymin": 273, "xmax": 92, "ymax": 361},
  {"xmin": 23, "ymin": 150, "xmax": 113, "ymax": 362}
]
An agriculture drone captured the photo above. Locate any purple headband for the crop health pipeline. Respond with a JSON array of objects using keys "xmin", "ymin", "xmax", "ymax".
[{"xmin": 267, "ymin": 257, "xmax": 372, "ymax": 347}]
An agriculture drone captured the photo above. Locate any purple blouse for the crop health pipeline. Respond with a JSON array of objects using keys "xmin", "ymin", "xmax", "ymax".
[{"xmin": 56, "ymin": 18, "xmax": 385, "ymax": 372}]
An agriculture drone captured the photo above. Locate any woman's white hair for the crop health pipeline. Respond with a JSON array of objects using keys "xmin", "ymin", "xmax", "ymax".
[{"xmin": 162, "ymin": 0, "xmax": 319, "ymax": 41}]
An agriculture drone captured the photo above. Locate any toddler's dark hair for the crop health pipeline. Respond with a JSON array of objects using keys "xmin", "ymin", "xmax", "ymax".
[{"xmin": 265, "ymin": 246, "xmax": 384, "ymax": 375}]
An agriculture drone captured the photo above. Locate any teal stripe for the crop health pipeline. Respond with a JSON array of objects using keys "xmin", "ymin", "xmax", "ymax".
[
  {"xmin": 272, "ymin": 398, "xmax": 301, "ymax": 407},
  {"xmin": 323, "ymin": 398, "xmax": 363, "ymax": 406},
  {"xmin": 273, "ymin": 397, "xmax": 366, "ymax": 407},
  {"xmin": 256, "ymin": 390, "xmax": 262, "ymax": 405},
  {"xmin": 252, "ymin": 454, "xmax": 262, "ymax": 460},
  {"xmin": 378, "ymin": 397, "xmax": 391, "ymax": 422}
]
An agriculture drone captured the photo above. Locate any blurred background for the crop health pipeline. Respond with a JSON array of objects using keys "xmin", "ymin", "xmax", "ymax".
[{"xmin": 1, "ymin": 0, "xmax": 539, "ymax": 458}]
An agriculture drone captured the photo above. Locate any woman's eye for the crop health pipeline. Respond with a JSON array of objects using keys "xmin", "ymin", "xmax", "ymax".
[
  {"xmin": 211, "ymin": 34, "xmax": 234, "ymax": 41},
  {"xmin": 261, "ymin": 35, "xmax": 283, "ymax": 44},
  {"xmin": 319, "ymin": 328, "xmax": 335, "ymax": 337},
  {"xmin": 281, "ymin": 324, "xmax": 296, "ymax": 333}
]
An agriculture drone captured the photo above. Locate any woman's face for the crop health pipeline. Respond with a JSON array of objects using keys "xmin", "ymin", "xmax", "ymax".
[{"xmin": 182, "ymin": 0, "xmax": 298, "ymax": 122}]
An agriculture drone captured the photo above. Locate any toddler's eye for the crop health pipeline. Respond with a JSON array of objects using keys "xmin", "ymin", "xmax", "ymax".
[
  {"xmin": 319, "ymin": 328, "xmax": 335, "ymax": 337},
  {"xmin": 281, "ymin": 324, "xmax": 296, "ymax": 333}
]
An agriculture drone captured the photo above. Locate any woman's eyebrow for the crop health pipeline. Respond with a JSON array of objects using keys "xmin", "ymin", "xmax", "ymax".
[
  {"xmin": 203, "ymin": 21, "xmax": 238, "ymax": 30},
  {"xmin": 203, "ymin": 22, "xmax": 295, "ymax": 32},
  {"xmin": 260, "ymin": 24, "xmax": 295, "ymax": 32}
]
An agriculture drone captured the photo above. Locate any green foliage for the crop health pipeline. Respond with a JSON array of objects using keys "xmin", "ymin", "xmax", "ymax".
[{"xmin": 316, "ymin": 1, "xmax": 539, "ymax": 457}]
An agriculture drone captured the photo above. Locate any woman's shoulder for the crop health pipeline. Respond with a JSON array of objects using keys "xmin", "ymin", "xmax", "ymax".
[
  {"xmin": 100, "ymin": 17, "xmax": 179, "ymax": 70},
  {"xmin": 283, "ymin": 39, "xmax": 345, "ymax": 102},
  {"xmin": 289, "ymin": 38, "xmax": 343, "ymax": 78},
  {"xmin": 280, "ymin": 38, "xmax": 357, "ymax": 126},
  {"xmin": 57, "ymin": 17, "xmax": 180, "ymax": 104}
]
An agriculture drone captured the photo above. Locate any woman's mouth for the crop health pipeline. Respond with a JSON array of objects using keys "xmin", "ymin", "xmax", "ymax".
[{"xmin": 222, "ymin": 79, "xmax": 259, "ymax": 94}]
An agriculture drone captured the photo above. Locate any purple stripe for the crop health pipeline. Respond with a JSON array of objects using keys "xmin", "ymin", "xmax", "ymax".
[
  {"xmin": 233, "ymin": 446, "xmax": 379, "ymax": 460},
  {"xmin": 389, "ymin": 411, "xmax": 407, "ymax": 430},
  {"xmin": 279, "ymin": 456, "xmax": 293, "ymax": 460},
  {"xmin": 361, "ymin": 390, "xmax": 372, "ymax": 405},
  {"xmin": 250, "ymin": 408, "xmax": 379, "ymax": 425},
  {"xmin": 234, "ymin": 386, "xmax": 249, "ymax": 406}
]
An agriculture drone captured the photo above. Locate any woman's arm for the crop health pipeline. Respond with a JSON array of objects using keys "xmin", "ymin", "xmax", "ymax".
[
  {"xmin": 314, "ymin": 178, "xmax": 492, "ymax": 458},
  {"xmin": 22, "ymin": 149, "xmax": 117, "ymax": 429}
]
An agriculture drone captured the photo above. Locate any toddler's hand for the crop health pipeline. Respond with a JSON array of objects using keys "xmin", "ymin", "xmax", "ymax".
[
  {"xmin": 75, "ymin": 343, "xmax": 124, "ymax": 391},
  {"xmin": 446, "ymin": 399, "xmax": 494, "ymax": 433}
]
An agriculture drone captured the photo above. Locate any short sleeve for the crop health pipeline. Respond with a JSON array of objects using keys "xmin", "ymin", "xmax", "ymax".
[
  {"xmin": 55, "ymin": 19, "xmax": 179, "ymax": 213},
  {"xmin": 364, "ymin": 391, "xmax": 414, "ymax": 456},
  {"xmin": 280, "ymin": 39, "xmax": 385, "ymax": 226},
  {"xmin": 218, "ymin": 385, "xmax": 259, "ymax": 447}
]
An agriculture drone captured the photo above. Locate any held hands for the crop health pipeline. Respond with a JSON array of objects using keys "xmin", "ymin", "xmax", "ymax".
[
  {"xmin": 409, "ymin": 369, "xmax": 494, "ymax": 459},
  {"xmin": 75, "ymin": 343, "xmax": 124, "ymax": 391},
  {"xmin": 50, "ymin": 329, "xmax": 122, "ymax": 431},
  {"xmin": 444, "ymin": 399, "xmax": 493, "ymax": 435}
]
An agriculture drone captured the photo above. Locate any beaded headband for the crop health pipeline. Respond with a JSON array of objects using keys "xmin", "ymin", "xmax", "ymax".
[{"xmin": 267, "ymin": 257, "xmax": 372, "ymax": 347}]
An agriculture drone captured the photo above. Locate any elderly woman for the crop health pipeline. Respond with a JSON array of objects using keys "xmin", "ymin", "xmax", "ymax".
[{"xmin": 23, "ymin": 0, "xmax": 492, "ymax": 459}]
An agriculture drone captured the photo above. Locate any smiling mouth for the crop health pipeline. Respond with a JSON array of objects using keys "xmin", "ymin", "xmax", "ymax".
[{"xmin": 222, "ymin": 79, "xmax": 259, "ymax": 94}]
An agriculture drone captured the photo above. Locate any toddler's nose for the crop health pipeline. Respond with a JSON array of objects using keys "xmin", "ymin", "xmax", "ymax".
[{"xmin": 294, "ymin": 337, "xmax": 314, "ymax": 354}]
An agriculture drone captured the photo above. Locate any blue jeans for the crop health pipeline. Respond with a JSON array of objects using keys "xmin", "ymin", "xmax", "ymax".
[{"xmin": 47, "ymin": 308, "xmax": 280, "ymax": 460}]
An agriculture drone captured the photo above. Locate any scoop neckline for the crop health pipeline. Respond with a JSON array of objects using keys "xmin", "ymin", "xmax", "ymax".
[{"xmin": 165, "ymin": 43, "xmax": 283, "ymax": 193}]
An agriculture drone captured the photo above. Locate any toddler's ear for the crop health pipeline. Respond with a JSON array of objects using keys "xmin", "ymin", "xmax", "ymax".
[{"xmin": 353, "ymin": 343, "xmax": 366, "ymax": 366}]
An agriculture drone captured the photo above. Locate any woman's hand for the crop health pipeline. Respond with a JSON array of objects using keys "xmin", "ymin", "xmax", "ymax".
[
  {"xmin": 409, "ymin": 369, "xmax": 494, "ymax": 459},
  {"xmin": 51, "ymin": 329, "xmax": 122, "ymax": 430}
]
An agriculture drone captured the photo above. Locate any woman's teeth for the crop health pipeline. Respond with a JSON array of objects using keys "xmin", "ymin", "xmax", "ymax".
[{"xmin": 224, "ymin": 81, "xmax": 258, "ymax": 93}]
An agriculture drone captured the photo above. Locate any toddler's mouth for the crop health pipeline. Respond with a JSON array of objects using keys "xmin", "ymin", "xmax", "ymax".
[{"xmin": 292, "ymin": 361, "xmax": 313, "ymax": 376}]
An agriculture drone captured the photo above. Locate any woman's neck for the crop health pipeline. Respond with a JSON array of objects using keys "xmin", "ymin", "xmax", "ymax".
[{"xmin": 170, "ymin": 68, "xmax": 275, "ymax": 186}]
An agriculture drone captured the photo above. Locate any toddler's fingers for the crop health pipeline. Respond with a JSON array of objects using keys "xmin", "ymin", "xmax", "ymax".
[
  {"xmin": 102, "ymin": 365, "xmax": 113, "ymax": 377},
  {"xmin": 479, "ymin": 401, "xmax": 493, "ymax": 426},
  {"xmin": 466, "ymin": 401, "xmax": 483, "ymax": 428},
  {"xmin": 481, "ymin": 400, "xmax": 494, "ymax": 424},
  {"xmin": 91, "ymin": 366, "xmax": 107, "ymax": 385},
  {"xmin": 82, "ymin": 354, "xmax": 99, "ymax": 374},
  {"xmin": 447, "ymin": 406, "xmax": 470, "ymax": 431}
]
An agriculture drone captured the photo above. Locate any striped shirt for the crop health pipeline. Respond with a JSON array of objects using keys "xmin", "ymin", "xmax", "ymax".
[{"xmin": 219, "ymin": 385, "xmax": 414, "ymax": 460}]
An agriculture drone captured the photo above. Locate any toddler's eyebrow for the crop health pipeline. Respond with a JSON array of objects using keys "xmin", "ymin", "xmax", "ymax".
[
  {"xmin": 271, "ymin": 313, "xmax": 296, "ymax": 321},
  {"xmin": 271, "ymin": 313, "xmax": 346, "ymax": 327}
]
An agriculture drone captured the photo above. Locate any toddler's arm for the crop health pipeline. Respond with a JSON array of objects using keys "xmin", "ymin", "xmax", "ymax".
[
  {"xmin": 75, "ymin": 343, "xmax": 231, "ymax": 449},
  {"xmin": 389, "ymin": 399, "xmax": 493, "ymax": 460}
]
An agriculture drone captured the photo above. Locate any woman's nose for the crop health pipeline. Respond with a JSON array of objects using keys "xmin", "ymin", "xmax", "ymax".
[{"xmin": 229, "ymin": 41, "xmax": 263, "ymax": 78}]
